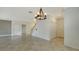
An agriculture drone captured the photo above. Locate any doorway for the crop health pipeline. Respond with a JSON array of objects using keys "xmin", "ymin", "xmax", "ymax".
[
  {"xmin": 22, "ymin": 24, "xmax": 26, "ymax": 35},
  {"xmin": 56, "ymin": 17, "xmax": 64, "ymax": 38}
]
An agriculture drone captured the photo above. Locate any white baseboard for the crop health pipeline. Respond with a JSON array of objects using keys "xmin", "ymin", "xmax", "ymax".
[
  {"xmin": 0, "ymin": 34, "xmax": 11, "ymax": 37},
  {"xmin": 11, "ymin": 34, "xmax": 22, "ymax": 37},
  {"xmin": 0, "ymin": 34, "xmax": 21, "ymax": 37}
]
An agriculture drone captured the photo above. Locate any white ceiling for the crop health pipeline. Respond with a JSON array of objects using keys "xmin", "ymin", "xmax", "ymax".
[{"xmin": 0, "ymin": 7, "xmax": 63, "ymax": 21}]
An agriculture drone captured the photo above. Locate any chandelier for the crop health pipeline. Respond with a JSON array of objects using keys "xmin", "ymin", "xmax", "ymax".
[{"xmin": 35, "ymin": 8, "xmax": 47, "ymax": 20}]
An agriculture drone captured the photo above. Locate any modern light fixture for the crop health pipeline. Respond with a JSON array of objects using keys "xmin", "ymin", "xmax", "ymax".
[{"xmin": 35, "ymin": 8, "xmax": 47, "ymax": 20}]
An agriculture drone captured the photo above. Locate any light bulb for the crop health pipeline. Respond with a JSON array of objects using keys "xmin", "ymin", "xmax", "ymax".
[
  {"xmin": 37, "ymin": 12, "xmax": 39, "ymax": 15},
  {"xmin": 35, "ymin": 15, "xmax": 37, "ymax": 17},
  {"xmin": 44, "ymin": 13, "xmax": 47, "ymax": 15}
]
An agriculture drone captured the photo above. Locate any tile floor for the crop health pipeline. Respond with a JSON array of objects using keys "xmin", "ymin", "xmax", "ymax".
[{"xmin": 0, "ymin": 35, "xmax": 78, "ymax": 51}]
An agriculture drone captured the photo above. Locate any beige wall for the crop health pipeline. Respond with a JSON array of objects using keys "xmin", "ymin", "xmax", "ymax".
[{"xmin": 56, "ymin": 17, "xmax": 64, "ymax": 37}]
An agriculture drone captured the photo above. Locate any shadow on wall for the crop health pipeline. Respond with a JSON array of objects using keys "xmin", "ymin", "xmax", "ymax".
[{"xmin": 0, "ymin": 20, "xmax": 11, "ymax": 36}]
